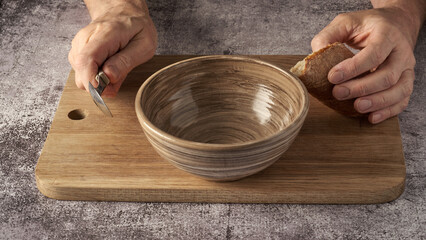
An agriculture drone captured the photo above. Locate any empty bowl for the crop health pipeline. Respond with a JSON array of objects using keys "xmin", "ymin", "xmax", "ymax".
[{"xmin": 135, "ymin": 55, "xmax": 309, "ymax": 181}]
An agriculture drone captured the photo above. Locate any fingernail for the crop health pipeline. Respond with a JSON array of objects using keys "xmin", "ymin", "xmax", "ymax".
[
  {"xmin": 333, "ymin": 86, "xmax": 350, "ymax": 100},
  {"xmin": 329, "ymin": 70, "xmax": 344, "ymax": 84},
  {"xmin": 372, "ymin": 113, "xmax": 382, "ymax": 124},
  {"xmin": 358, "ymin": 99, "xmax": 372, "ymax": 112}
]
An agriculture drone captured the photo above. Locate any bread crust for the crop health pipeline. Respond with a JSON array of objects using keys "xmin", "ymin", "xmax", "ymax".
[{"xmin": 291, "ymin": 42, "xmax": 364, "ymax": 117}]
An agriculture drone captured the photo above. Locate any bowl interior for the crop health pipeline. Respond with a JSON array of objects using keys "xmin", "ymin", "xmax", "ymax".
[{"xmin": 140, "ymin": 57, "xmax": 305, "ymax": 144}]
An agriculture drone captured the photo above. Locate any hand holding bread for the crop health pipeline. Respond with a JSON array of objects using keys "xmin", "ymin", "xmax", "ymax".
[{"xmin": 306, "ymin": 1, "xmax": 425, "ymax": 124}]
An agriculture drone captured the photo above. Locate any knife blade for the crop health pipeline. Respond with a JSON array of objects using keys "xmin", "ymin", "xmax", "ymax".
[{"xmin": 89, "ymin": 71, "xmax": 113, "ymax": 117}]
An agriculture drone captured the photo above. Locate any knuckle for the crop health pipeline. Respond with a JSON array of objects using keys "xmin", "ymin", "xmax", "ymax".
[
  {"xmin": 105, "ymin": 18, "xmax": 131, "ymax": 32},
  {"xmin": 355, "ymin": 83, "xmax": 369, "ymax": 97},
  {"xmin": 107, "ymin": 21, "xmax": 123, "ymax": 31},
  {"xmin": 96, "ymin": 21, "xmax": 114, "ymax": 31},
  {"xmin": 117, "ymin": 54, "xmax": 132, "ymax": 70},
  {"xmin": 383, "ymin": 70, "xmax": 397, "ymax": 89},
  {"xmin": 71, "ymin": 33, "xmax": 80, "ymax": 47},
  {"xmin": 72, "ymin": 54, "xmax": 89, "ymax": 69},
  {"xmin": 371, "ymin": 48, "xmax": 385, "ymax": 67},
  {"xmin": 347, "ymin": 59, "xmax": 361, "ymax": 78},
  {"xmin": 401, "ymin": 98, "xmax": 410, "ymax": 111},
  {"xmin": 406, "ymin": 69, "xmax": 416, "ymax": 79},
  {"xmin": 382, "ymin": 30, "xmax": 397, "ymax": 46},
  {"xmin": 378, "ymin": 95, "xmax": 387, "ymax": 108},
  {"xmin": 311, "ymin": 34, "xmax": 323, "ymax": 44},
  {"xmin": 75, "ymin": 81, "xmax": 85, "ymax": 90},
  {"xmin": 334, "ymin": 13, "xmax": 349, "ymax": 22},
  {"xmin": 90, "ymin": 21, "xmax": 118, "ymax": 36},
  {"xmin": 385, "ymin": 107, "xmax": 393, "ymax": 119},
  {"xmin": 402, "ymin": 81, "xmax": 414, "ymax": 98},
  {"xmin": 72, "ymin": 28, "xmax": 88, "ymax": 47}
]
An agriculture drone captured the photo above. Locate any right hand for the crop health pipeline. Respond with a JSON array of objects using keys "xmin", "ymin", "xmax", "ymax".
[
  {"xmin": 68, "ymin": 1, "xmax": 157, "ymax": 97},
  {"xmin": 311, "ymin": 6, "xmax": 421, "ymax": 124}
]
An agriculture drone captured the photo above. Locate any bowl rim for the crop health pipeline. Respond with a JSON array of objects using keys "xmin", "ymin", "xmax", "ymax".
[{"xmin": 135, "ymin": 55, "xmax": 309, "ymax": 150}]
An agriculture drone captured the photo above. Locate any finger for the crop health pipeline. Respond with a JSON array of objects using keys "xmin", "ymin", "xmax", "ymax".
[
  {"xmin": 328, "ymin": 35, "xmax": 394, "ymax": 84},
  {"xmin": 353, "ymin": 69, "xmax": 414, "ymax": 114},
  {"xmin": 311, "ymin": 14, "xmax": 353, "ymax": 52},
  {"xmin": 332, "ymin": 50, "xmax": 411, "ymax": 100},
  {"xmin": 70, "ymin": 31, "xmax": 108, "ymax": 91},
  {"xmin": 101, "ymin": 31, "xmax": 156, "ymax": 97},
  {"xmin": 70, "ymin": 42, "xmax": 106, "ymax": 92},
  {"xmin": 69, "ymin": 24, "xmax": 134, "ymax": 92},
  {"xmin": 368, "ymin": 97, "xmax": 410, "ymax": 124},
  {"xmin": 68, "ymin": 51, "xmax": 84, "ymax": 90},
  {"xmin": 71, "ymin": 26, "xmax": 95, "ymax": 52}
]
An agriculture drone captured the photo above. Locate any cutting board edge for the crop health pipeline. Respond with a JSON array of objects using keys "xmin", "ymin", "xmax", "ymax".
[{"xmin": 35, "ymin": 164, "xmax": 406, "ymax": 204}]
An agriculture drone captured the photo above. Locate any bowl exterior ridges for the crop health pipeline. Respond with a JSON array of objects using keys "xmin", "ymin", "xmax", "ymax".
[
  {"xmin": 135, "ymin": 55, "xmax": 309, "ymax": 181},
  {"xmin": 140, "ymin": 114, "xmax": 306, "ymax": 180}
]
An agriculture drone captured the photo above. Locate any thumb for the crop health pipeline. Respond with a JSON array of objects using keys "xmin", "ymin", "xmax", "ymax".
[
  {"xmin": 311, "ymin": 15, "xmax": 353, "ymax": 52},
  {"xmin": 102, "ymin": 33, "xmax": 157, "ymax": 97}
]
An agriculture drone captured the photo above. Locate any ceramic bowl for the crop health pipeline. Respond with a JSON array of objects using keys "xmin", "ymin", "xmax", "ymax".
[{"xmin": 135, "ymin": 56, "xmax": 309, "ymax": 181}]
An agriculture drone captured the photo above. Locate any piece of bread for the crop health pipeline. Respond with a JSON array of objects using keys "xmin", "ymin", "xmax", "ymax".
[{"xmin": 290, "ymin": 42, "xmax": 363, "ymax": 117}]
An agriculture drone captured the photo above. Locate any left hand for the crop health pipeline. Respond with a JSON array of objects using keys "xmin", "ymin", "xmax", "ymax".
[{"xmin": 311, "ymin": 6, "xmax": 421, "ymax": 124}]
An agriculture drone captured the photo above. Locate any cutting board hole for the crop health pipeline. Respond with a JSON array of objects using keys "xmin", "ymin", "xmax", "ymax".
[{"xmin": 68, "ymin": 109, "xmax": 88, "ymax": 120}]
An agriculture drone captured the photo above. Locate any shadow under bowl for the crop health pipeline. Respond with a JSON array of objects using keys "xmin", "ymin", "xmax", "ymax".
[{"xmin": 135, "ymin": 56, "xmax": 309, "ymax": 181}]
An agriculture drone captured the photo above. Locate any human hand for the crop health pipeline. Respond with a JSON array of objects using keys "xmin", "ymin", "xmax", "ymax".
[
  {"xmin": 68, "ymin": 0, "xmax": 157, "ymax": 97},
  {"xmin": 311, "ymin": 4, "xmax": 424, "ymax": 123}
]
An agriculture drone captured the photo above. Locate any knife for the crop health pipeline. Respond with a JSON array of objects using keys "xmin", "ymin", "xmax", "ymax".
[{"xmin": 89, "ymin": 71, "xmax": 113, "ymax": 117}]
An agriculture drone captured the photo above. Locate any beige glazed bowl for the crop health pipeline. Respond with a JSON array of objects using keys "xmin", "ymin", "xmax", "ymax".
[{"xmin": 135, "ymin": 56, "xmax": 309, "ymax": 181}]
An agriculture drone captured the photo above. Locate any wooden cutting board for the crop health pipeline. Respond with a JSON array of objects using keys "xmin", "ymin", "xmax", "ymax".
[{"xmin": 35, "ymin": 55, "xmax": 406, "ymax": 204}]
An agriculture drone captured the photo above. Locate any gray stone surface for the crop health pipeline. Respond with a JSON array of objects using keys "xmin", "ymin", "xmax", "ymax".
[{"xmin": 0, "ymin": 0, "xmax": 424, "ymax": 239}]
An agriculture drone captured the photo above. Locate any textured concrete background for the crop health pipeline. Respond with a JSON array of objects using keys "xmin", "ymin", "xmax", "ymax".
[{"xmin": 0, "ymin": 0, "xmax": 425, "ymax": 239}]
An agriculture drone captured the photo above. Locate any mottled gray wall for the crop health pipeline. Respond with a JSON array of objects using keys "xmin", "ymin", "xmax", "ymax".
[{"xmin": 149, "ymin": 0, "xmax": 371, "ymax": 54}]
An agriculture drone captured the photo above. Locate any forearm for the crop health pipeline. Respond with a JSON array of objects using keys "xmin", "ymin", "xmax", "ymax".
[
  {"xmin": 371, "ymin": 0, "xmax": 425, "ymax": 47},
  {"xmin": 83, "ymin": 0, "xmax": 149, "ymax": 20},
  {"xmin": 371, "ymin": 0, "xmax": 425, "ymax": 30}
]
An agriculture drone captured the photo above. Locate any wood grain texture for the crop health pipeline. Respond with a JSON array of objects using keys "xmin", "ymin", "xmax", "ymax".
[
  {"xmin": 135, "ymin": 56, "xmax": 309, "ymax": 181},
  {"xmin": 35, "ymin": 55, "xmax": 406, "ymax": 204}
]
